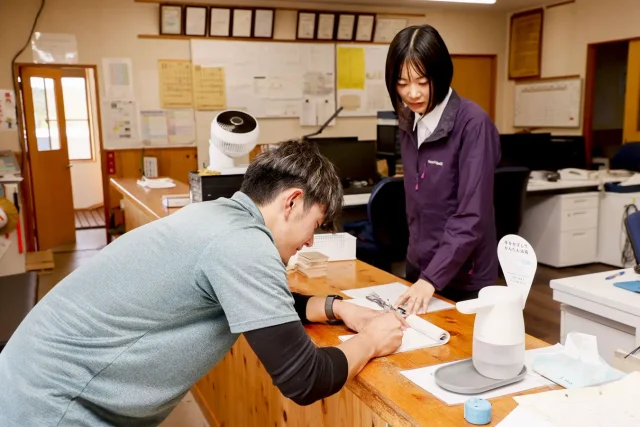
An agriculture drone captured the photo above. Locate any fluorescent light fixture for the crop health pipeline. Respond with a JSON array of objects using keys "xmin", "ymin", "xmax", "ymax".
[{"xmin": 428, "ymin": 0, "xmax": 496, "ymax": 3}]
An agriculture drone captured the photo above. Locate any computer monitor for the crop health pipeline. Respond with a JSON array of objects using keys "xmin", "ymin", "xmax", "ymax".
[
  {"xmin": 311, "ymin": 138, "xmax": 378, "ymax": 186},
  {"xmin": 499, "ymin": 133, "xmax": 587, "ymax": 171},
  {"xmin": 550, "ymin": 135, "xmax": 587, "ymax": 169},
  {"xmin": 376, "ymin": 111, "xmax": 400, "ymax": 156}
]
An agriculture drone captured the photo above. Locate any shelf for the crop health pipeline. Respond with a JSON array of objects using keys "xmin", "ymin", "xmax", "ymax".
[
  {"xmin": 137, "ymin": 34, "xmax": 391, "ymax": 45},
  {"xmin": 133, "ymin": 0, "xmax": 425, "ymax": 18}
]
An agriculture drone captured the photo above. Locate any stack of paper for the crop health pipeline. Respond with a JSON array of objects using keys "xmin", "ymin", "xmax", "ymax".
[
  {"xmin": 339, "ymin": 314, "xmax": 450, "ymax": 354},
  {"xmin": 297, "ymin": 251, "xmax": 329, "ymax": 278}
]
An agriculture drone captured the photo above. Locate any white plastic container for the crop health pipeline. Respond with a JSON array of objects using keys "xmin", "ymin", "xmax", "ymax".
[{"xmin": 298, "ymin": 232, "xmax": 356, "ymax": 262}]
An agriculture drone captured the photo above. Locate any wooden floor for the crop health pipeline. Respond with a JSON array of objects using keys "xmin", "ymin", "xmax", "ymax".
[{"xmin": 74, "ymin": 207, "xmax": 105, "ymax": 230}]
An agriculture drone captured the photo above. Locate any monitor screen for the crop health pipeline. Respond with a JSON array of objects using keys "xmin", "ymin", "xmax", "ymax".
[
  {"xmin": 499, "ymin": 133, "xmax": 587, "ymax": 171},
  {"xmin": 311, "ymin": 138, "xmax": 378, "ymax": 185}
]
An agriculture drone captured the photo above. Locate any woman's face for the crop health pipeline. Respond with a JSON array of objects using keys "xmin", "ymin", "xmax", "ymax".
[{"xmin": 396, "ymin": 61, "xmax": 430, "ymax": 115}]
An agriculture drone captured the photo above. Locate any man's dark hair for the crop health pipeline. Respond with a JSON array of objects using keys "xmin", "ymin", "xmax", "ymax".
[
  {"xmin": 385, "ymin": 25, "xmax": 454, "ymax": 114},
  {"xmin": 241, "ymin": 139, "xmax": 343, "ymax": 231}
]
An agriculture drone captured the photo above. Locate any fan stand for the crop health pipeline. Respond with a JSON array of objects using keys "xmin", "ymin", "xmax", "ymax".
[{"xmin": 208, "ymin": 144, "xmax": 249, "ymax": 175}]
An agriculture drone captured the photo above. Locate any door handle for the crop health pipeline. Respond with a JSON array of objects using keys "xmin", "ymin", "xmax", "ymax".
[{"xmin": 67, "ymin": 164, "xmax": 72, "ymax": 168}]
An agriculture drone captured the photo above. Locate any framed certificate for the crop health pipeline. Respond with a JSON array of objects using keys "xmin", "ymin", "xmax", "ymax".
[
  {"xmin": 316, "ymin": 13, "xmax": 336, "ymax": 40},
  {"xmin": 337, "ymin": 14, "xmax": 356, "ymax": 41},
  {"xmin": 355, "ymin": 14, "xmax": 375, "ymax": 42},
  {"xmin": 232, "ymin": 8, "xmax": 253, "ymax": 38},
  {"xmin": 184, "ymin": 6, "xmax": 207, "ymax": 37},
  {"xmin": 297, "ymin": 12, "xmax": 317, "ymax": 40},
  {"xmin": 253, "ymin": 8, "xmax": 275, "ymax": 38},
  {"xmin": 209, "ymin": 7, "xmax": 231, "ymax": 37},
  {"xmin": 160, "ymin": 5, "xmax": 183, "ymax": 35}
]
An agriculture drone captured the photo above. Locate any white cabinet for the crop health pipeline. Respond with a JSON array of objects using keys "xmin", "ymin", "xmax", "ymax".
[
  {"xmin": 597, "ymin": 191, "xmax": 640, "ymax": 268},
  {"xmin": 519, "ymin": 192, "xmax": 599, "ymax": 267}
]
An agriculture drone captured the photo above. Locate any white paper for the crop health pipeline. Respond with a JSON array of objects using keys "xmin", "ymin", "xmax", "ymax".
[
  {"xmin": 317, "ymin": 99, "xmax": 336, "ymax": 126},
  {"xmin": 339, "ymin": 315, "xmax": 449, "ymax": 354},
  {"xmin": 136, "ymin": 177, "xmax": 176, "ymax": 189},
  {"xmin": 514, "ymin": 372, "xmax": 640, "ymax": 427},
  {"xmin": 102, "ymin": 100, "xmax": 140, "ymax": 149},
  {"xmin": 102, "ymin": 58, "xmax": 134, "ymax": 100},
  {"xmin": 400, "ymin": 345, "xmax": 563, "ymax": 405},
  {"xmin": 140, "ymin": 110, "xmax": 168, "ymax": 146},
  {"xmin": 300, "ymin": 99, "xmax": 317, "ymax": 126},
  {"xmin": 31, "ymin": 32, "xmax": 78, "ymax": 63},
  {"xmin": 497, "ymin": 405, "xmax": 554, "ymax": 427},
  {"xmin": 497, "ymin": 235, "xmax": 537, "ymax": 308},
  {"xmin": 166, "ymin": 110, "xmax": 195, "ymax": 146},
  {"xmin": 342, "ymin": 282, "xmax": 455, "ymax": 314},
  {"xmin": 0, "ymin": 90, "xmax": 17, "ymax": 131},
  {"xmin": 253, "ymin": 9, "xmax": 274, "ymax": 38}
]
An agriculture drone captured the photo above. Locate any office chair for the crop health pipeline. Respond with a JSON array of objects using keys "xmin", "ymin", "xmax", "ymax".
[
  {"xmin": 343, "ymin": 177, "xmax": 408, "ymax": 275},
  {"xmin": 493, "ymin": 167, "xmax": 531, "ymax": 243},
  {"xmin": 624, "ymin": 210, "xmax": 640, "ymax": 274}
]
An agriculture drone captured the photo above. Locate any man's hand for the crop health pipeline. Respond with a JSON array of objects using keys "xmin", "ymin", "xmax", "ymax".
[
  {"xmin": 395, "ymin": 279, "xmax": 435, "ymax": 315},
  {"xmin": 357, "ymin": 312, "xmax": 408, "ymax": 357},
  {"xmin": 333, "ymin": 300, "xmax": 379, "ymax": 333}
]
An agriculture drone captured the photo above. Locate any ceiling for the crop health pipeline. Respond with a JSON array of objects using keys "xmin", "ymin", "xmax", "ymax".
[{"xmin": 291, "ymin": 0, "xmax": 549, "ymax": 13}]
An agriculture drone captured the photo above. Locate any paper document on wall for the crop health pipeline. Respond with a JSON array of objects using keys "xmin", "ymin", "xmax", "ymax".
[
  {"xmin": 102, "ymin": 100, "xmax": 140, "ymax": 149},
  {"xmin": 337, "ymin": 47, "xmax": 365, "ymax": 90},
  {"xmin": 339, "ymin": 315, "xmax": 449, "ymax": 354},
  {"xmin": 343, "ymin": 282, "xmax": 454, "ymax": 314},
  {"xmin": 140, "ymin": 110, "xmax": 168, "ymax": 146},
  {"xmin": 300, "ymin": 99, "xmax": 317, "ymax": 126},
  {"xmin": 32, "ymin": 32, "xmax": 78, "ymax": 64},
  {"xmin": 0, "ymin": 90, "xmax": 17, "ymax": 131},
  {"xmin": 158, "ymin": 60, "xmax": 193, "ymax": 109},
  {"xmin": 514, "ymin": 372, "xmax": 640, "ymax": 427},
  {"xmin": 102, "ymin": 58, "xmax": 134, "ymax": 100},
  {"xmin": 400, "ymin": 345, "xmax": 563, "ymax": 405},
  {"xmin": 166, "ymin": 109, "xmax": 195, "ymax": 145},
  {"xmin": 192, "ymin": 66, "xmax": 226, "ymax": 110}
]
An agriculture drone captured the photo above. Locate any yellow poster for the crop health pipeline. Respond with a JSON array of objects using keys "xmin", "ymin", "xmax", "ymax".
[
  {"xmin": 337, "ymin": 47, "xmax": 365, "ymax": 90},
  {"xmin": 192, "ymin": 65, "xmax": 227, "ymax": 110},
  {"xmin": 158, "ymin": 60, "xmax": 193, "ymax": 109}
]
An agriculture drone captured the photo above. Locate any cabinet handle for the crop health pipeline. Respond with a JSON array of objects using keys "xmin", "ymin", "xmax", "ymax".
[
  {"xmin": 572, "ymin": 211, "xmax": 587, "ymax": 216},
  {"xmin": 573, "ymin": 199, "xmax": 587, "ymax": 203},
  {"xmin": 573, "ymin": 232, "xmax": 586, "ymax": 237}
]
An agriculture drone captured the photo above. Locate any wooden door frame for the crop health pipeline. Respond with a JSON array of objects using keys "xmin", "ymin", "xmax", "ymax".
[
  {"xmin": 13, "ymin": 63, "xmax": 110, "ymax": 252},
  {"xmin": 584, "ymin": 37, "xmax": 640, "ymax": 165},
  {"xmin": 451, "ymin": 54, "xmax": 498, "ymax": 122}
]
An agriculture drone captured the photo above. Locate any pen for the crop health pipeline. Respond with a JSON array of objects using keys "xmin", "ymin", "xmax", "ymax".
[{"xmin": 605, "ymin": 271, "xmax": 626, "ymax": 280}]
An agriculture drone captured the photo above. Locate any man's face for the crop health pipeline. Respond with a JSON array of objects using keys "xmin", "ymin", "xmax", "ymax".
[{"xmin": 276, "ymin": 201, "xmax": 325, "ymax": 265}]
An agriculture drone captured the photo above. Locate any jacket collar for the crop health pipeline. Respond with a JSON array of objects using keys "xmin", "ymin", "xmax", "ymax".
[
  {"xmin": 398, "ymin": 89, "xmax": 461, "ymax": 142},
  {"xmin": 231, "ymin": 191, "xmax": 266, "ymax": 225}
]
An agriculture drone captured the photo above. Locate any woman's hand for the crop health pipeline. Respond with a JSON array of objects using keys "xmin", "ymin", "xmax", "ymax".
[{"xmin": 395, "ymin": 279, "xmax": 435, "ymax": 315}]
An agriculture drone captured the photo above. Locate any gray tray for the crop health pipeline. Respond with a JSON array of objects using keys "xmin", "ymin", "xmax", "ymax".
[{"xmin": 434, "ymin": 359, "xmax": 527, "ymax": 394}]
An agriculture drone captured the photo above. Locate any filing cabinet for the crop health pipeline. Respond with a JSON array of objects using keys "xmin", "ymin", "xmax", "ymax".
[{"xmin": 519, "ymin": 192, "xmax": 599, "ymax": 267}]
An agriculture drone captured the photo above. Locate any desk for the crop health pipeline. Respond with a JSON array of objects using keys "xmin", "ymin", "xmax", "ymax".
[
  {"xmin": 551, "ymin": 268, "xmax": 640, "ymax": 365},
  {"xmin": 110, "ymin": 177, "xmax": 553, "ymax": 426}
]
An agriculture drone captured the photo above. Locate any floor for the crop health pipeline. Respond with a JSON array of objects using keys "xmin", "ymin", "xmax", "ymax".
[
  {"xmin": 74, "ymin": 207, "xmax": 106, "ymax": 230},
  {"xmin": 35, "ymin": 229, "xmax": 610, "ymax": 424}
]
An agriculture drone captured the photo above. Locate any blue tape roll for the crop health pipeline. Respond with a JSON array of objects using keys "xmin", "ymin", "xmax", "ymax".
[{"xmin": 464, "ymin": 398, "xmax": 492, "ymax": 425}]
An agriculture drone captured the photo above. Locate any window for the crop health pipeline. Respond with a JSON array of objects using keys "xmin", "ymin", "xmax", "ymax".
[
  {"xmin": 30, "ymin": 77, "xmax": 61, "ymax": 152},
  {"xmin": 61, "ymin": 77, "xmax": 93, "ymax": 160}
]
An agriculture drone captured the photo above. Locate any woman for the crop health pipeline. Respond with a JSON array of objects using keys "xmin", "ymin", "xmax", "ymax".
[{"xmin": 385, "ymin": 25, "xmax": 501, "ymax": 315}]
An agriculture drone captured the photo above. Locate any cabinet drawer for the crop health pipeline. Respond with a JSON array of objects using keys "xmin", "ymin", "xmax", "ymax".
[
  {"xmin": 559, "ymin": 229, "xmax": 597, "ymax": 266},
  {"xmin": 560, "ymin": 208, "xmax": 598, "ymax": 231},
  {"xmin": 560, "ymin": 194, "xmax": 599, "ymax": 212}
]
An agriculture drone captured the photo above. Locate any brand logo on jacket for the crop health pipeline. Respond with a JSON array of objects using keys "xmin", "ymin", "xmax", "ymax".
[{"xmin": 427, "ymin": 160, "xmax": 443, "ymax": 166}]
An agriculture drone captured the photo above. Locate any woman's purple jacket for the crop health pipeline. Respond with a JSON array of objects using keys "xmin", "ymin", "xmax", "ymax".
[{"xmin": 398, "ymin": 89, "xmax": 502, "ymax": 292}]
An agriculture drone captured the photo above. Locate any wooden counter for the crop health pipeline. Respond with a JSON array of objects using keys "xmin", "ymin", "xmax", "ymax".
[
  {"xmin": 109, "ymin": 177, "xmax": 555, "ymax": 426},
  {"xmin": 110, "ymin": 178, "xmax": 189, "ymax": 231}
]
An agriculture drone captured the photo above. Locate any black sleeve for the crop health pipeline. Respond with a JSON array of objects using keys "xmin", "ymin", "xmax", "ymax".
[
  {"xmin": 243, "ymin": 320, "xmax": 348, "ymax": 406},
  {"xmin": 291, "ymin": 292, "xmax": 312, "ymax": 324}
]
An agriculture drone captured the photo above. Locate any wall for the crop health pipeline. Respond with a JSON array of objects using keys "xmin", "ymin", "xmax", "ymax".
[
  {"xmin": 1, "ymin": 0, "xmax": 509, "ymax": 160},
  {"xmin": 502, "ymin": 0, "xmax": 640, "ymax": 135}
]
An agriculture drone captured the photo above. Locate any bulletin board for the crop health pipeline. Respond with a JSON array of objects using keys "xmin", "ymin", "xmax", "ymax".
[
  {"xmin": 513, "ymin": 76, "xmax": 582, "ymax": 128},
  {"xmin": 336, "ymin": 43, "xmax": 393, "ymax": 117},
  {"xmin": 190, "ymin": 39, "xmax": 336, "ymax": 119}
]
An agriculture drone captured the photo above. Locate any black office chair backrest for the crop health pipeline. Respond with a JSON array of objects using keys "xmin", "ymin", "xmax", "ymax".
[
  {"xmin": 368, "ymin": 177, "xmax": 409, "ymax": 258},
  {"xmin": 493, "ymin": 167, "xmax": 530, "ymax": 243}
]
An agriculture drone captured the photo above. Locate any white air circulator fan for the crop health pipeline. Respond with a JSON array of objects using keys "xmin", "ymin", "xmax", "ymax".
[{"xmin": 208, "ymin": 110, "xmax": 260, "ymax": 175}]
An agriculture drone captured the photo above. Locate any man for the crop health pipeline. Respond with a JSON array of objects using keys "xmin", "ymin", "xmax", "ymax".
[{"xmin": 0, "ymin": 139, "xmax": 406, "ymax": 426}]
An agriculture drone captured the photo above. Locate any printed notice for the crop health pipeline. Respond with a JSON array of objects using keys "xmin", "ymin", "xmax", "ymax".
[
  {"xmin": 337, "ymin": 47, "xmax": 365, "ymax": 90},
  {"xmin": 159, "ymin": 60, "xmax": 193, "ymax": 109},
  {"xmin": 192, "ymin": 65, "xmax": 227, "ymax": 110}
]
